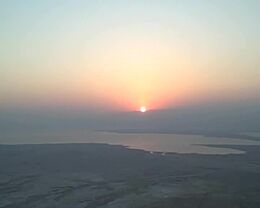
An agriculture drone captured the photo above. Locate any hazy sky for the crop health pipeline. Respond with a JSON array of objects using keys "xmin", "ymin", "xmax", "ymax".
[{"xmin": 1, "ymin": 0, "xmax": 259, "ymax": 111}]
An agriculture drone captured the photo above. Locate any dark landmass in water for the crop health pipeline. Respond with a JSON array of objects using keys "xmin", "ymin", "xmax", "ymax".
[{"xmin": 1, "ymin": 143, "xmax": 260, "ymax": 208}]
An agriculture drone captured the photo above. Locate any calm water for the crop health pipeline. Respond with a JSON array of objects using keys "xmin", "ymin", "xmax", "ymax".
[
  {"xmin": 241, "ymin": 132, "xmax": 260, "ymax": 138},
  {"xmin": 1, "ymin": 131, "xmax": 260, "ymax": 155}
]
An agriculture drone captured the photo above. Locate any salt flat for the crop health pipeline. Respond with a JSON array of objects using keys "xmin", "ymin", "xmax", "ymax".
[{"xmin": 2, "ymin": 131, "xmax": 260, "ymax": 154}]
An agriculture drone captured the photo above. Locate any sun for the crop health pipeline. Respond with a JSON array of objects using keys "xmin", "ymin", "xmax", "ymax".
[{"xmin": 140, "ymin": 106, "xmax": 146, "ymax": 113}]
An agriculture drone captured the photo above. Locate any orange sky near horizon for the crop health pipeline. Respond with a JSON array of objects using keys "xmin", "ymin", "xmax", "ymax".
[{"xmin": 1, "ymin": 1, "xmax": 259, "ymax": 112}]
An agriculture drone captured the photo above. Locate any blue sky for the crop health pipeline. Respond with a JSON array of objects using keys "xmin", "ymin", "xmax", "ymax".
[{"xmin": 1, "ymin": 0, "xmax": 259, "ymax": 111}]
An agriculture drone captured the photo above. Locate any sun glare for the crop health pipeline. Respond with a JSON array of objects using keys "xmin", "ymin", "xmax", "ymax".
[{"xmin": 140, "ymin": 106, "xmax": 146, "ymax": 113}]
